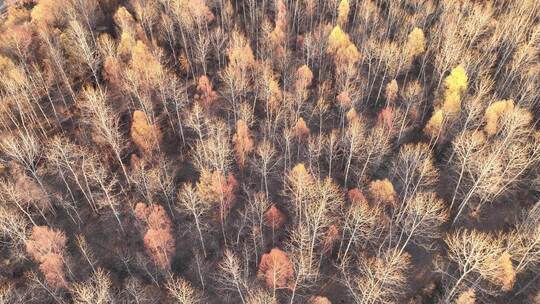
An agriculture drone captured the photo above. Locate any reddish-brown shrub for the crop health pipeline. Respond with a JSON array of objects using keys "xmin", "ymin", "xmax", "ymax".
[
  {"xmin": 295, "ymin": 65, "xmax": 313, "ymax": 92},
  {"xmin": 337, "ymin": 90, "xmax": 352, "ymax": 108},
  {"xmin": 323, "ymin": 225, "xmax": 340, "ymax": 251}
]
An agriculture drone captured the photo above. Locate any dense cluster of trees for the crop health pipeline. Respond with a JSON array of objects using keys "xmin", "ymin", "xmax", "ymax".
[{"xmin": 0, "ymin": 0, "xmax": 538, "ymax": 303}]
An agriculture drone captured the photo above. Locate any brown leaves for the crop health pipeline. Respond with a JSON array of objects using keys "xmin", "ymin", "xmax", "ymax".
[
  {"xmin": 269, "ymin": 0, "xmax": 287, "ymax": 46},
  {"xmin": 25, "ymin": 226, "xmax": 67, "ymax": 288},
  {"xmin": 455, "ymin": 289, "xmax": 476, "ymax": 304},
  {"xmin": 135, "ymin": 203, "xmax": 175, "ymax": 270},
  {"xmin": 232, "ymin": 120, "xmax": 254, "ymax": 169},
  {"xmin": 130, "ymin": 111, "xmax": 162, "ymax": 156},
  {"xmin": 187, "ymin": 0, "xmax": 215, "ymax": 24},
  {"xmin": 257, "ymin": 248, "xmax": 294, "ymax": 289}
]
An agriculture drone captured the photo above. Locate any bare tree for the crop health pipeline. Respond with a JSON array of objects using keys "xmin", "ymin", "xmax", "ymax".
[
  {"xmin": 438, "ymin": 229, "xmax": 515, "ymax": 301},
  {"xmin": 0, "ymin": 131, "xmax": 45, "ymax": 193},
  {"xmin": 345, "ymin": 250, "xmax": 411, "ymax": 304},
  {"xmin": 176, "ymin": 183, "xmax": 212, "ymax": 257},
  {"xmin": 82, "ymin": 155, "xmax": 124, "ymax": 232},
  {"xmin": 166, "ymin": 276, "xmax": 204, "ymax": 304},
  {"xmin": 215, "ymin": 249, "xmax": 248, "ymax": 304},
  {"xmin": 507, "ymin": 202, "xmax": 540, "ymax": 274},
  {"xmin": 70, "ymin": 268, "xmax": 113, "ymax": 304},
  {"xmin": 78, "ymin": 86, "xmax": 129, "ymax": 182},
  {"xmin": 393, "ymin": 192, "xmax": 448, "ymax": 254}
]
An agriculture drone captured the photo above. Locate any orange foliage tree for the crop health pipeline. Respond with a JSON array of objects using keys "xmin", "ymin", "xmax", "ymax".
[
  {"xmin": 368, "ymin": 178, "xmax": 397, "ymax": 205},
  {"xmin": 257, "ymin": 248, "xmax": 294, "ymax": 289},
  {"xmin": 263, "ymin": 204, "xmax": 286, "ymax": 230},
  {"xmin": 134, "ymin": 203, "xmax": 176, "ymax": 270},
  {"xmin": 196, "ymin": 75, "xmax": 219, "ymax": 110},
  {"xmin": 25, "ymin": 226, "xmax": 67, "ymax": 288},
  {"xmin": 293, "ymin": 117, "xmax": 310, "ymax": 139}
]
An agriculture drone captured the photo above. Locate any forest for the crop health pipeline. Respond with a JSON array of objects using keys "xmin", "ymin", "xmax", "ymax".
[{"xmin": 0, "ymin": 0, "xmax": 538, "ymax": 303}]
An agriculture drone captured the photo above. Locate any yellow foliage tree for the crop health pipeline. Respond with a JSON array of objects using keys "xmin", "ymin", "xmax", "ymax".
[
  {"xmin": 0, "ymin": 55, "xmax": 24, "ymax": 86},
  {"xmin": 118, "ymin": 32, "xmax": 136, "ymax": 60},
  {"xmin": 490, "ymin": 252, "xmax": 516, "ymax": 291},
  {"xmin": 443, "ymin": 65, "xmax": 468, "ymax": 114},
  {"xmin": 337, "ymin": 0, "xmax": 350, "ymax": 27},
  {"xmin": 405, "ymin": 27, "xmax": 426, "ymax": 59},
  {"xmin": 130, "ymin": 111, "xmax": 162, "ymax": 156},
  {"xmin": 385, "ymin": 79, "xmax": 399, "ymax": 104},
  {"xmin": 424, "ymin": 109, "xmax": 444, "ymax": 137},
  {"xmin": 30, "ymin": 0, "xmax": 63, "ymax": 27},
  {"xmin": 327, "ymin": 25, "xmax": 350, "ymax": 54},
  {"xmin": 130, "ymin": 40, "xmax": 163, "ymax": 86},
  {"xmin": 484, "ymin": 100, "xmax": 514, "ymax": 136},
  {"xmin": 327, "ymin": 25, "xmax": 360, "ymax": 70}
]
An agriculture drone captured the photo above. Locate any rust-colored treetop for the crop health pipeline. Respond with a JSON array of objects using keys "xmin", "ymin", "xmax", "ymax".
[
  {"xmin": 135, "ymin": 203, "xmax": 175, "ymax": 270},
  {"xmin": 25, "ymin": 226, "xmax": 67, "ymax": 288},
  {"xmin": 264, "ymin": 204, "xmax": 286, "ymax": 229},
  {"xmin": 257, "ymin": 248, "xmax": 295, "ymax": 289}
]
